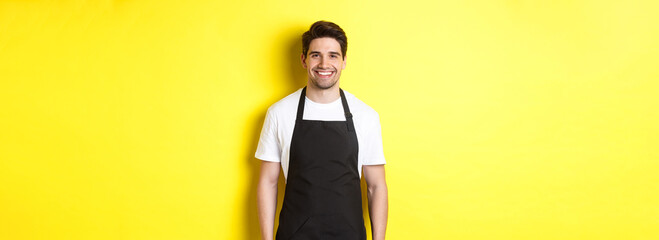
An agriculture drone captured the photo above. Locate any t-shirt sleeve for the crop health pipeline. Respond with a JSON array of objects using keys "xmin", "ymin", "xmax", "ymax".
[
  {"xmin": 255, "ymin": 108, "xmax": 281, "ymax": 162},
  {"xmin": 361, "ymin": 113, "xmax": 386, "ymax": 165}
]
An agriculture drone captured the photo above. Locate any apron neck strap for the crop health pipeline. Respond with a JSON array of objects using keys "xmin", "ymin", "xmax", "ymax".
[
  {"xmin": 339, "ymin": 89, "xmax": 355, "ymax": 132},
  {"xmin": 296, "ymin": 86, "xmax": 356, "ymax": 132},
  {"xmin": 296, "ymin": 87, "xmax": 307, "ymax": 121}
]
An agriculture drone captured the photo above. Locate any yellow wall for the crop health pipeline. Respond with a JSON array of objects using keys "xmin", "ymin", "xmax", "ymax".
[{"xmin": 1, "ymin": 0, "xmax": 658, "ymax": 239}]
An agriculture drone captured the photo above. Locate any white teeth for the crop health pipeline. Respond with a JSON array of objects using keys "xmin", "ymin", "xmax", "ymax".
[{"xmin": 318, "ymin": 71, "xmax": 332, "ymax": 76}]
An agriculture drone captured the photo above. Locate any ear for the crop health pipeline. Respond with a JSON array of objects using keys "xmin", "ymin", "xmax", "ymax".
[
  {"xmin": 342, "ymin": 56, "xmax": 347, "ymax": 70},
  {"xmin": 300, "ymin": 53, "xmax": 307, "ymax": 69}
]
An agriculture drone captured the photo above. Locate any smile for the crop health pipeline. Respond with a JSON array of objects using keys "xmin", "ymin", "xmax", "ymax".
[{"xmin": 315, "ymin": 71, "xmax": 334, "ymax": 78}]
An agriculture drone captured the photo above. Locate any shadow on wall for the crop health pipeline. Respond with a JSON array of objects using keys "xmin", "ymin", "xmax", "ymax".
[{"xmin": 242, "ymin": 28, "xmax": 307, "ymax": 239}]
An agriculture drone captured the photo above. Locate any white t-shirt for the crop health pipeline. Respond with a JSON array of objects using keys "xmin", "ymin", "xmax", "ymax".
[{"xmin": 255, "ymin": 88, "xmax": 386, "ymax": 180}]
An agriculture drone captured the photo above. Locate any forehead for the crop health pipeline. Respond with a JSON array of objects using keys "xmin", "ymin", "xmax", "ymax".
[{"xmin": 308, "ymin": 37, "xmax": 342, "ymax": 54}]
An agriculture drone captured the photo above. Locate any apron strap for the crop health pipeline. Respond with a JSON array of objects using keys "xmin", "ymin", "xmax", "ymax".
[
  {"xmin": 340, "ymin": 89, "xmax": 355, "ymax": 132},
  {"xmin": 296, "ymin": 87, "xmax": 307, "ymax": 121},
  {"xmin": 296, "ymin": 86, "xmax": 355, "ymax": 132}
]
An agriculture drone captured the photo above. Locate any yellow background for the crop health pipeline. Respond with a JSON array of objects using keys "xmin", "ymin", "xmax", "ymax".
[{"xmin": 1, "ymin": 0, "xmax": 658, "ymax": 239}]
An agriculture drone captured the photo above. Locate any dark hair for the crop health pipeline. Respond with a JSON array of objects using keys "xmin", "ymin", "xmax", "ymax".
[{"xmin": 302, "ymin": 21, "xmax": 347, "ymax": 59}]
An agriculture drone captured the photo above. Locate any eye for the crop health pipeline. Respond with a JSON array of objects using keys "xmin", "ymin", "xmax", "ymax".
[{"xmin": 311, "ymin": 54, "xmax": 319, "ymax": 58}]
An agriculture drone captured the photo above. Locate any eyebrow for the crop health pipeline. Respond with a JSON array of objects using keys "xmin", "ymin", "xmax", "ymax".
[{"xmin": 308, "ymin": 51, "xmax": 342, "ymax": 56}]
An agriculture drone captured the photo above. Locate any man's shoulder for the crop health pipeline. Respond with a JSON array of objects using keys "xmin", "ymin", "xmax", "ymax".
[
  {"xmin": 266, "ymin": 88, "xmax": 303, "ymax": 117},
  {"xmin": 343, "ymin": 90, "xmax": 380, "ymax": 120}
]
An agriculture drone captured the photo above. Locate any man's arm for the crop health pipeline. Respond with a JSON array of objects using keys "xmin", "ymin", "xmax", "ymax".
[
  {"xmin": 363, "ymin": 164, "xmax": 388, "ymax": 240},
  {"xmin": 257, "ymin": 161, "xmax": 280, "ymax": 240}
]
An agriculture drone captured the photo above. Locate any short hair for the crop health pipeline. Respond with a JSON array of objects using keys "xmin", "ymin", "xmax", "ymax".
[{"xmin": 302, "ymin": 21, "xmax": 347, "ymax": 59}]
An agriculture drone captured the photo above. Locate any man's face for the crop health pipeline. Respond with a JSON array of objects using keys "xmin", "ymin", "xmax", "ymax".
[{"xmin": 302, "ymin": 37, "xmax": 346, "ymax": 90}]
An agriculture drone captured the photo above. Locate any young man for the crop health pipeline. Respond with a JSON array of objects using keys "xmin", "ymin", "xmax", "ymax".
[{"xmin": 256, "ymin": 21, "xmax": 388, "ymax": 240}]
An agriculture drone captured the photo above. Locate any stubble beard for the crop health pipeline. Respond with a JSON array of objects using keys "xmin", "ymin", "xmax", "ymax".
[
  {"xmin": 311, "ymin": 78, "xmax": 338, "ymax": 90},
  {"xmin": 310, "ymin": 71, "xmax": 340, "ymax": 90}
]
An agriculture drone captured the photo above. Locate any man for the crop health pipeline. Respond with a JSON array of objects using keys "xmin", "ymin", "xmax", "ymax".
[{"xmin": 256, "ymin": 21, "xmax": 388, "ymax": 240}]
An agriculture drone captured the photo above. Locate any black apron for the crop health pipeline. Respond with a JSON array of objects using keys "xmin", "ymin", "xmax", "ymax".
[{"xmin": 276, "ymin": 87, "xmax": 366, "ymax": 240}]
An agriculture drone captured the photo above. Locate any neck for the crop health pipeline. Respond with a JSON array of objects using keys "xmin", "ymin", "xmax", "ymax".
[{"xmin": 305, "ymin": 82, "xmax": 340, "ymax": 104}]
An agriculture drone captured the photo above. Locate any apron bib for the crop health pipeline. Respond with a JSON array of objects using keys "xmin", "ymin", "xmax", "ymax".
[{"xmin": 276, "ymin": 87, "xmax": 366, "ymax": 240}]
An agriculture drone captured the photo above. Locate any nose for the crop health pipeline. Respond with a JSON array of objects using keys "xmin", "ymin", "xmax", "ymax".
[{"xmin": 318, "ymin": 56, "xmax": 329, "ymax": 69}]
